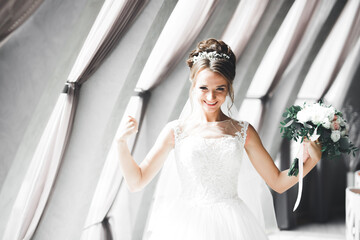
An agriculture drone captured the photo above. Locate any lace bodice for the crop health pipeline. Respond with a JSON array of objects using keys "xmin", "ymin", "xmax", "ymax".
[{"xmin": 172, "ymin": 119, "xmax": 249, "ymax": 205}]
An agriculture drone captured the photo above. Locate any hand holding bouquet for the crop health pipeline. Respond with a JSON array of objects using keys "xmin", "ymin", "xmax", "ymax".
[
  {"xmin": 281, "ymin": 100, "xmax": 358, "ymax": 177},
  {"xmin": 280, "ymin": 100, "xmax": 358, "ymax": 211}
]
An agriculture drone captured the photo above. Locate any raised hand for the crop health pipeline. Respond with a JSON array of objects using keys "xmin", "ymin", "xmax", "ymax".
[
  {"xmin": 116, "ymin": 115, "xmax": 138, "ymax": 142},
  {"xmin": 302, "ymin": 138, "xmax": 322, "ymax": 164}
]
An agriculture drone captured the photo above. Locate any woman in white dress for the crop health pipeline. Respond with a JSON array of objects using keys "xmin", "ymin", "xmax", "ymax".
[{"xmin": 116, "ymin": 39, "xmax": 322, "ymax": 240}]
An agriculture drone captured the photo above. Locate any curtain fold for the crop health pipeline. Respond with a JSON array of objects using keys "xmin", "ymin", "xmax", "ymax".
[
  {"xmin": 81, "ymin": 0, "xmax": 220, "ymax": 239},
  {"xmin": 258, "ymin": 0, "xmax": 337, "ymax": 155},
  {"xmin": 255, "ymin": 0, "xmax": 360, "ymax": 229},
  {"xmin": 324, "ymin": 33, "xmax": 360, "ymax": 175},
  {"xmin": 325, "ymin": 34, "xmax": 360, "ymax": 108},
  {"xmin": 232, "ymin": 0, "xmax": 294, "ymax": 110},
  {"xmin": 0, "ymin": 0, "xmax": 44, "ymax": 44},
  {"xmin": 81, "ymin": 95, "xmax": 143, "ymax": 240},
  {"xmin": 221, "ymin": 0, "xmax": 269, "ymax": 59},
  {"xmin": 2, "ymin": 0, "xmax": 147, "ymax": 239},
  {"xmin": 246, "ymin": 0, "xmax": 318, "ymax": 99},
  {"xmin": 134, "ymin": 0, "xmax": 219, "ymax": 91},
  {"xmin": 3, "ymin": 86, "xmax": 78, "ymax": 240},
  {"xmin": 319, "ymin": 0, "xmax": 360, "ymax": 99},
  {"xmin": 298, "ymin": 0, "xmax": 360, "ymax": 100},
  {"xmin": 250, "ymin": 0, "xmax": 338, "ymax": 229},
  {"xmin": 67, "ymin": 0, "xmax": 148, "ymax": 84},
  {"xmin": 234, "ymin": 0, "xmax": 318, "ymax": 142}
]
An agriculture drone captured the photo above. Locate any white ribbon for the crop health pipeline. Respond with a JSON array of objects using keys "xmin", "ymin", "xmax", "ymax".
[
  {"xmin": 293, "ymin": 142, "xmax": 304, "ymax": 211},
  {"xmin": 293, "ymin": 127, "xmax": 320, "ymax": 211}
]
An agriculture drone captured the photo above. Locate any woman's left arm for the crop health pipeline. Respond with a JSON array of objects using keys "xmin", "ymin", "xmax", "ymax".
[{"xmin": 244, "ymin": 123, "xmax": 322, "ymax": 194}]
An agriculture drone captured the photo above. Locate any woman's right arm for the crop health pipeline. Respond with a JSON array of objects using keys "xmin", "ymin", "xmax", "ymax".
[{"xmin": 116, "ymin": 116, "xmax": 175, "ymax": 192}]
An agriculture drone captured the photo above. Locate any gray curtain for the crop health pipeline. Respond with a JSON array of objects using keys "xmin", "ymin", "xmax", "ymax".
[
  {"xmin": 82, "ymin": 1, "xmax": 222, "ymax": 239},
  {"xmin": 261, "ymin": 0, "xmax": 360, "ymax": 228},
  {"xmin": 2, "ymin": 1, "xmax": 148, "ymax": 239},
  {"xmin": 0, "ymin": 0, "xmax": 44, "ymax": 44}
]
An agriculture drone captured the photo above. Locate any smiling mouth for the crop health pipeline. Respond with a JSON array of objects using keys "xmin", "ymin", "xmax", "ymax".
[{"xmin": 204, "ymin": 100, "xmax": 218, "ymax": 106}]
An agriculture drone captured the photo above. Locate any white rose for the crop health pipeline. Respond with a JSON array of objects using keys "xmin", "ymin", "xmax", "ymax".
[
  {"xmin": 318, "ymin": 106, "xmax": 330, "ymax": 123},
  {"xmin": 322, "ymin": 119, "xmax": 331, "ymax": 129},
  {"xmin": 312, "ymin": 115, "xmax": 322, "ymax": 125},
  {"xmin": 327, "ymin": 108, "xmax": 335, "ymax": 121},
  {"xmin": 339, "ymin": 117, "xmax": 345, "ymax": 126},
  {"xmin": 298, "ymin": 103, "xmax": 337, "ymax": 126},
  {"xmin": 297, "ymin": 110, "xmax": 310, "ymax": 123},
  {"xmin": 303, "ymin": 103, "xmax": 311, "ymax": 109},
  {"xmin": 331, "ymin": 130, "xmax": 341, "ymax": 142},
  {"xmin": 311, "ymin": 107, "xmax": 325, "ymax": 124}
]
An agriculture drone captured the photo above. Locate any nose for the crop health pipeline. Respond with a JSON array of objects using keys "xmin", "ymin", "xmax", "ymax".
[{"xmin": 206, "ymin": 91, "xmax": 216, "ymax": 101}]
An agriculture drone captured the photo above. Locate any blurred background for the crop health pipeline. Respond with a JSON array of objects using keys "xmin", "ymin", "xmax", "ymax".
[{"xmin": 0, "ymin": 0, "xmax": 359, "ymax": 239}]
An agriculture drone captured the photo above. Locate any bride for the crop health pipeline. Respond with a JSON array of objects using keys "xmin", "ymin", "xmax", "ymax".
[{"xmin": 116, "ymin": 39, "xmax": 322, "ymax": 239}]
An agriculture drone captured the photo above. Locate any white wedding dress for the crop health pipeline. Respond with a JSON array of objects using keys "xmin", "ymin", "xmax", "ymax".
[{"xmin": 143, "ymin": 118, "xmax": 274, "ymax": 240}]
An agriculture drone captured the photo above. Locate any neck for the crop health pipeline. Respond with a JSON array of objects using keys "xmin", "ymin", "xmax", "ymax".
[{"xmin": 189, "ymin": 108, "xmax": 229, "ymax": 123}]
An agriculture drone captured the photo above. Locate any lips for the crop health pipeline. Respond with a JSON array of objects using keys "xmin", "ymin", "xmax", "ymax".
[{"xmin": 204, "ymin": 100, "xmax": 217, "ymax": 106}]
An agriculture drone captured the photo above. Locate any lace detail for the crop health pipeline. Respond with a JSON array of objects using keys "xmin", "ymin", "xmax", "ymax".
[
  {"xmin": 171, "ymin": 118, "xmax": 249, "ymax": 204},
  {"xmin": 147, "ymin": 118, "xmax": 277, "ymax": 239},
  {"xmin": 235, "ymin": 120, "xmax": 248, "ymax": 147},
  {"xmin": 172, "ymin": 119, "xmax": 248, "ymax": 146},
  {"xmin": 172, "ymin": 120, "xmax": 186, "ymax": 144}
]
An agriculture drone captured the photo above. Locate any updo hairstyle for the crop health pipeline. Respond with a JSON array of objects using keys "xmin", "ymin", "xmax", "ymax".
[{"xmin": 186, "ymin": 38, "xmax": 236, "ymax": 107}]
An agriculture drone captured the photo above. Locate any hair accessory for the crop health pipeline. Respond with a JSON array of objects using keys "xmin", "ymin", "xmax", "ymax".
[{"xmin": 192, "ymin": 51, "xmax": 230, "ymax": 65}]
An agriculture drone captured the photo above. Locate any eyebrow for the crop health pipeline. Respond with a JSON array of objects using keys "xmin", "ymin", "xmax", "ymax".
[{"xmin": 200, "ymin": 84, "xmax": 227, "ymax": 87}]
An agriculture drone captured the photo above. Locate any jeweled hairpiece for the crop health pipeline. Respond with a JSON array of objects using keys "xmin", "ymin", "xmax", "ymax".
[{"xmin": 192, "ymin": 51, "xmax": 230, "ymax": 65}]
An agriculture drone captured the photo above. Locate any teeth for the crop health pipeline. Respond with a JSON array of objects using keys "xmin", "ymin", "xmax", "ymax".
[{"xmin": 205, "ymin": 101, "xmax": 217, "ymax": 105}]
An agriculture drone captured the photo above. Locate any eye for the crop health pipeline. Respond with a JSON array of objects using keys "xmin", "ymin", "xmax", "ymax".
[
  {"xmin": 216, "ymin": 87, "xmax": 225, "ymax": 91},
  {"xmin": 199, "ymin": 86, "xmax": 208, "ymax": 91}
]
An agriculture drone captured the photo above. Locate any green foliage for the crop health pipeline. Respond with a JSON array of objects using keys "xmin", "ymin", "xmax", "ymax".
[
  {"xmin": 288, "ymin": 158, "xmax": 299, "ymax": 177},
  {"xmin": 280, "ymin": 101, "xmax": 359, "ymax": 177},
  {"xmin": 280, "ymin": 104, "xmax": 314, "ymax": 143}
]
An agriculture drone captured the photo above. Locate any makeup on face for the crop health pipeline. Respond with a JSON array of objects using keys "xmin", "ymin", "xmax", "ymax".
[{"xmin": 193, "ymin": 69, "xmax": 228, "ymax": 113}]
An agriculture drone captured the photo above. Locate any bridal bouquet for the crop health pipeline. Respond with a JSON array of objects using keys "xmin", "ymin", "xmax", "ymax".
[{"xmin": 280, "ymin": 100, "xmax": 358, "ymax": 177}]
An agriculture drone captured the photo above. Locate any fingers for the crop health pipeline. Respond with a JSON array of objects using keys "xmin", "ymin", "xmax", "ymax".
[
  {"xmin": 302, "ymin": 136, "xmax": 310, "ymax": 143},
  {"xmin": 125, "ymin": 122, "xmax": 135, "ymax": 129},
  {"xmin": 304, "ymin": 140, "xmax": 321, "ymax": 152},
  {"xmin": 302, "ymin": 143, "xmax": 310, "ymax": 163},
  {"xmin": 302, "ymin": 136, "xmax": 320, "ymax": 145},
  {"xmin": 116, "ymin": 116, "xmax": 139, "ymax": 142},
  {"xmin": 126, "ymin": 115, "xmax": 138, "ymax": 132},
  {"xmin": 302, "ymin": 136, "xmax": 311, "ymax": 142},
  {"xmin": 302, "ymin": 138, "xmax": 322, "ymax": 162}
]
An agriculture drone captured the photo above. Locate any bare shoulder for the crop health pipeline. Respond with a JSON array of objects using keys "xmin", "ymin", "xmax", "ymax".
[
  {"xmin": 157, "ymin": 119, "xmax": 179, "ymax": 147},
  {"xmin": 162, "ymin": 119, "xmax": 179, "ymax": 135},
  {"xmin": 244, "ymin": 123, "xmax": 262, "ymax": 147},
  {"xmin": 230, "ymin": 119, "xmax": 250, "ymax": 133},
  {"xmin": 165, "ymin": 119, "xmax": 180, "ymax": 128}
]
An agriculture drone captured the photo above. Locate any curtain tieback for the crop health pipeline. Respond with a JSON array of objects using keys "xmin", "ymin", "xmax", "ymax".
[
  {"xmin": 134, "ymin": 88, "xmax": 150, "ymax": 98},
  {"xmin": 62, "ymin": 81, "xmax": 80, "ymax": 94}
]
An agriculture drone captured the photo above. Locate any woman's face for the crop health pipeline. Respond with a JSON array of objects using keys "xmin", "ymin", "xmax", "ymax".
[{"xmin": 192, "ymin": 68, "xmax": 228, "ymax": 113}]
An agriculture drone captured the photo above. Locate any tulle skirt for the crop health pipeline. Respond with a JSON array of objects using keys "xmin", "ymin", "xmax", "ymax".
[{"xmin": 145, "ymin": 197, "xmax": 268, "ymax": 240}]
